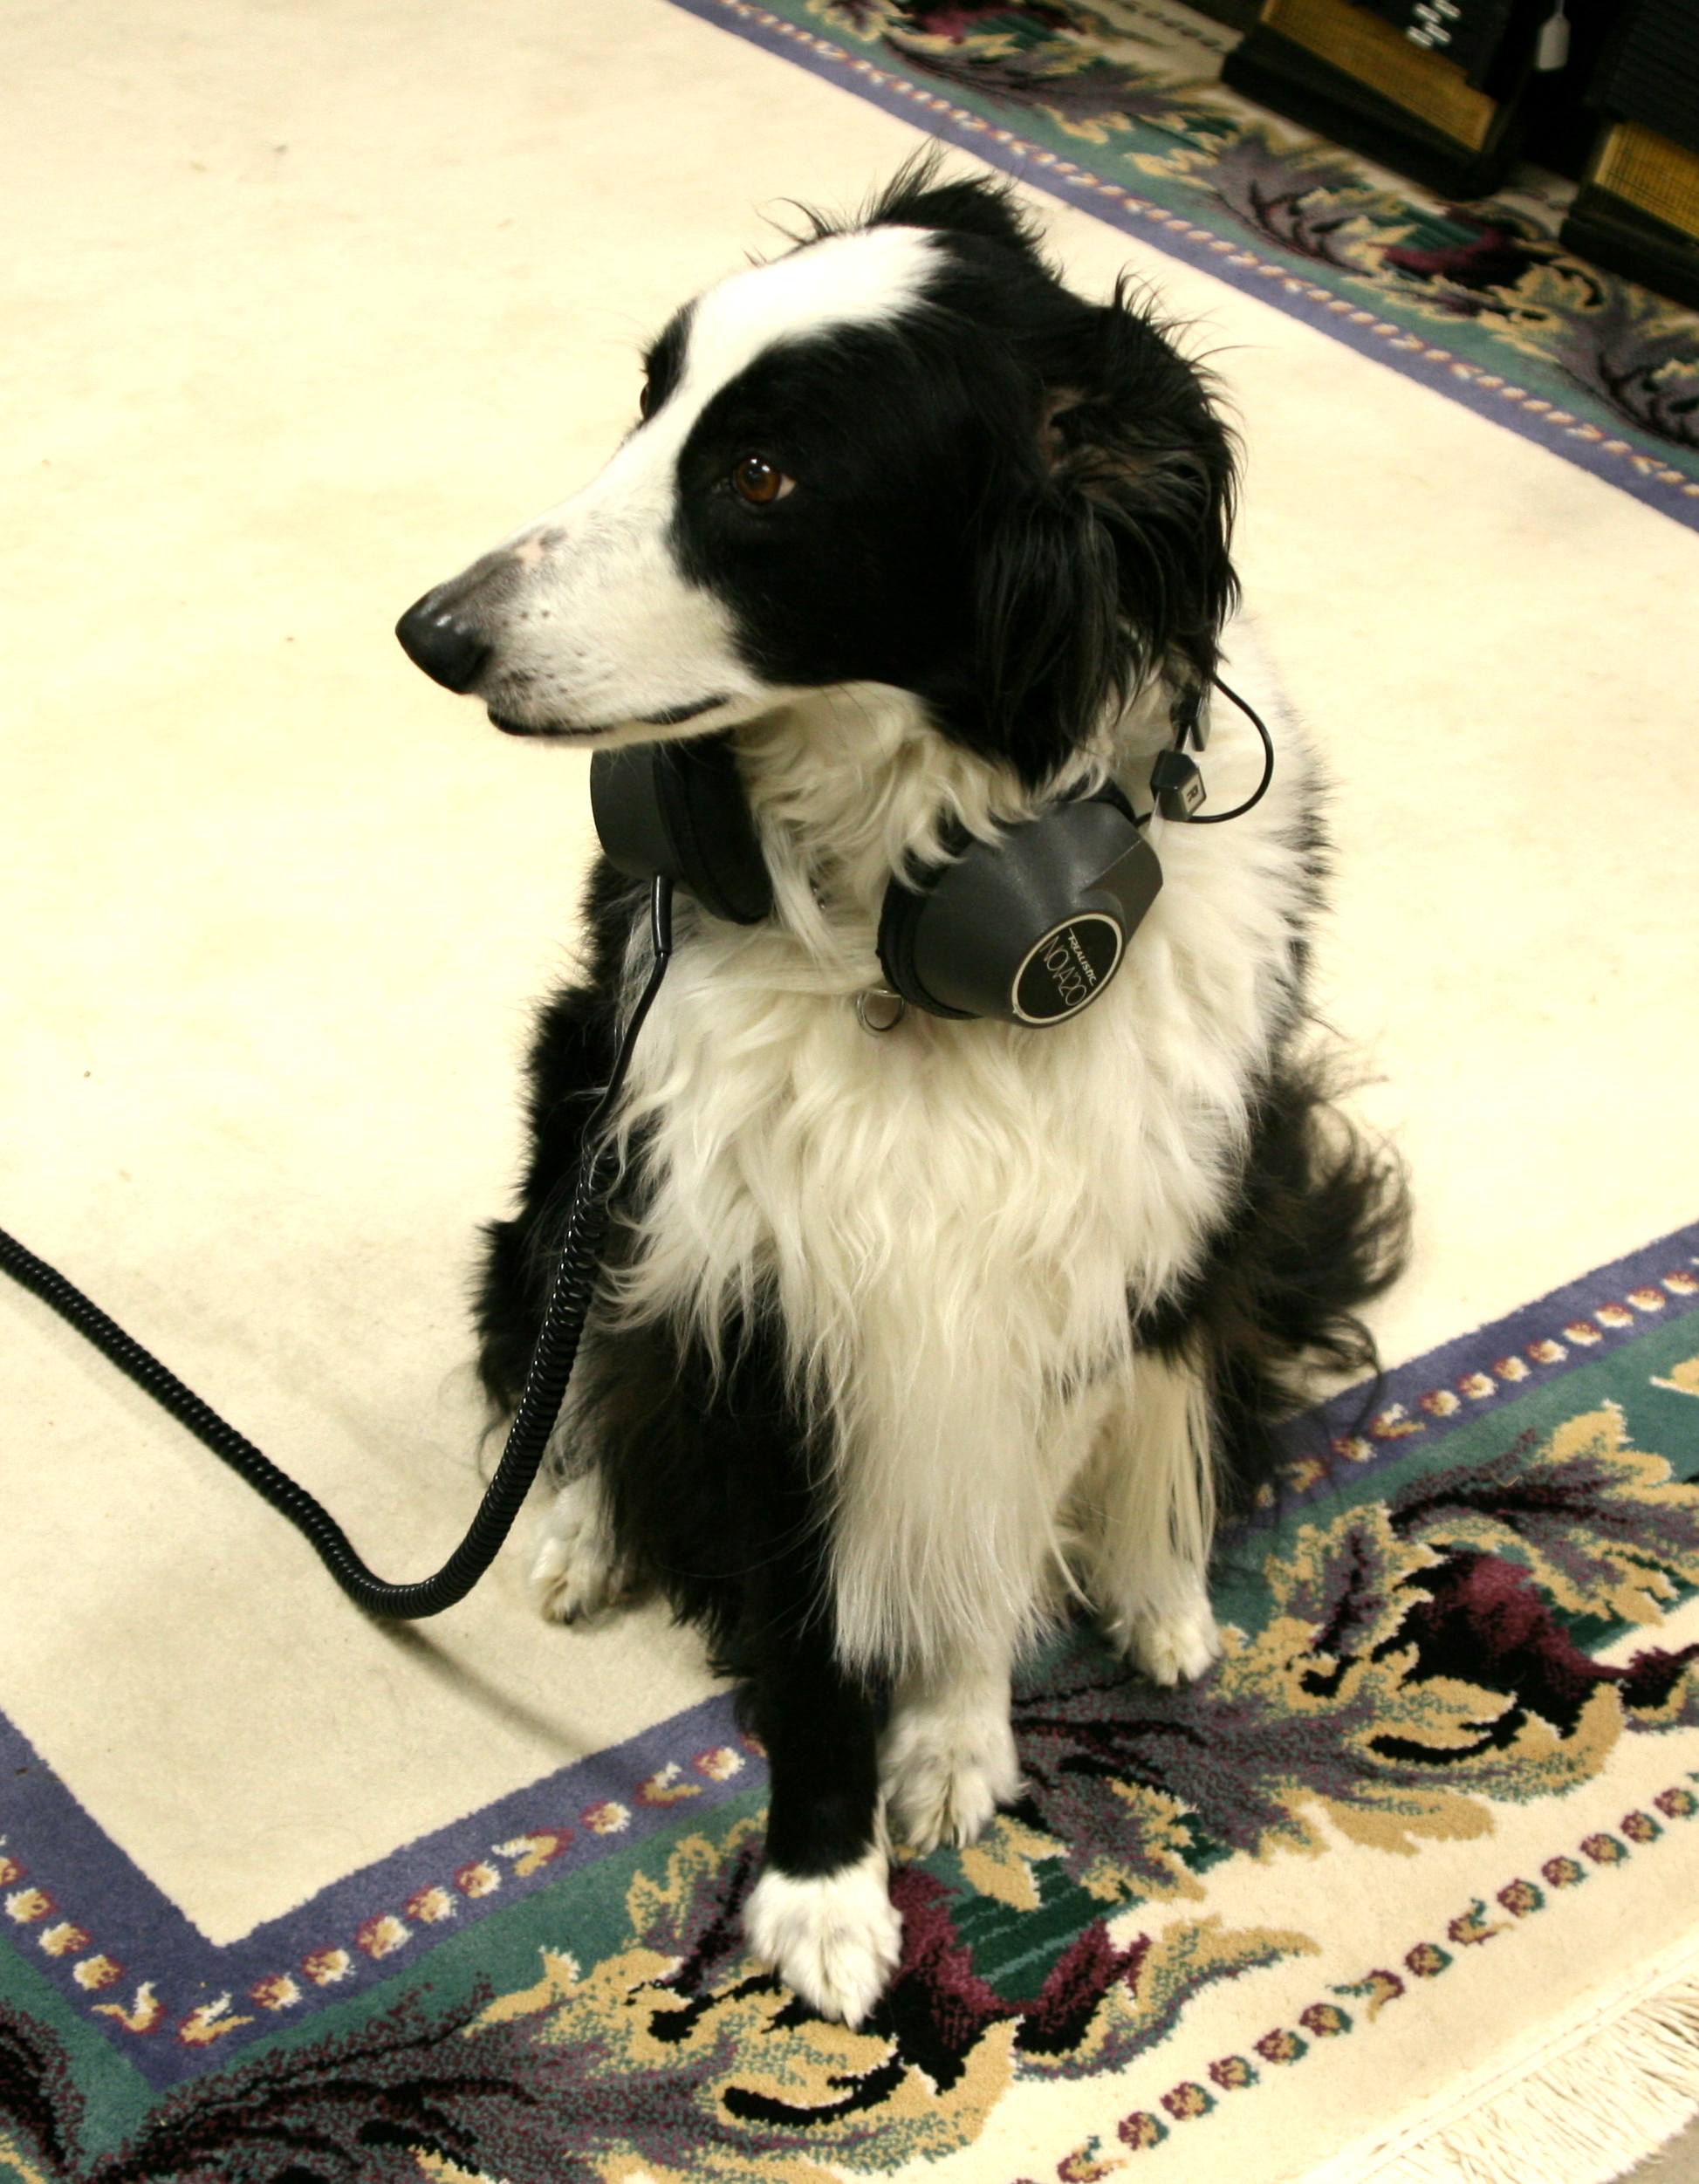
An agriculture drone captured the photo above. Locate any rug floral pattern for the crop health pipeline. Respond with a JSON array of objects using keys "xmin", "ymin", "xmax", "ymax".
[
  {"xmin": 680, "ymin": 0, "xmax": 1699, "ymax": 522},
  {"xmin": 3, "ymin": 1242, "xmax": 1698, "ymax": 2181}
]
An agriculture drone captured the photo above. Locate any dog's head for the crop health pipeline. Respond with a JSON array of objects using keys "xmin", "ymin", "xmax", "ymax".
[{"xmin": 397, "ymin": 162, "xmax": 1237, "ymax": 789}]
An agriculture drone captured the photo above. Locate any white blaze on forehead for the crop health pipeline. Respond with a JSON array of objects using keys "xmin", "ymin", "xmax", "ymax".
[
  {"xmin": 519, "ymin": 222, "xmax": 939, "ymax": 528},
  {"xmin": 678, "ymin": 222, "xmax": 943, "ymax": 407},
  {"xmin": 511, "ymin": 223, "xmax": 944, "ymax": 536}
]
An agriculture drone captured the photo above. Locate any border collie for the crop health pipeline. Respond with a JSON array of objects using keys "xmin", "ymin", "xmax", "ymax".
[{"xmin": 395, "ymin": 161, "xmax": 1408, "ymax": 2026}]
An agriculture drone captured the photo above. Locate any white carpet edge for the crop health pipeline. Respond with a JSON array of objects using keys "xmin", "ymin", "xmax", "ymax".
[{"xmin": 1301, "ymin": 1925, "xmax": 1699, "ymax": 2184}]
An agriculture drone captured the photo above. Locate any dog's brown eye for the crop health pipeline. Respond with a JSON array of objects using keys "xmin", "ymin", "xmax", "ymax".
[
  {"xmin": 638, "ymin": 380, "xmax": 656, "ymax": 421},
  {"xmin": 730, "ymin": 455, "xmax": 793, "ymax": 507}
]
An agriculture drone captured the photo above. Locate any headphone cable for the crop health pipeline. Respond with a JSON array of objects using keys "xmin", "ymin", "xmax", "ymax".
[
  {"xmin": 0, "ymin": 876, "xmax": 675, "ymax": 1620},
  {"xmin": 1189, "ymin": 674, "xmax": 1276, "ymax": 825}
]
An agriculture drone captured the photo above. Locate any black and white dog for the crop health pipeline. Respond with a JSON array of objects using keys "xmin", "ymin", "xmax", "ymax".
[{"xmin": 396, "ymin": 164, "xmax": 1406, "ymax": 2025}]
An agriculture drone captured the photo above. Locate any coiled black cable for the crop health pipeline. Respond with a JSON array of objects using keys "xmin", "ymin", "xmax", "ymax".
[{"xmin": 0, "ymin": 877, "xmax": 675, "ymax": 1619}]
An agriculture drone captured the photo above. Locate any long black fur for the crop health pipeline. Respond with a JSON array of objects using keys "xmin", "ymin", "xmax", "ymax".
[{"xmin": 472, "ymin": 159, "xmax": 1409, "ymax": 1965}]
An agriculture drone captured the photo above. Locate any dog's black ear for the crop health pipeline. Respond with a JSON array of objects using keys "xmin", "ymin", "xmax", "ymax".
[
  {"xmin": 866, "ymin": 154, "xmax": 1043, "ymax": 258},
  {"xmin": 969, "ymin": 479, "xmax": 1127, "ymax": 790},
  {"xmin": 967, "ymin": 284, "xmax": 1239, "ymax": 784},
  {"xmin": 1058, "ymin": 283, "xmax": 1240, "ymax": 695}
]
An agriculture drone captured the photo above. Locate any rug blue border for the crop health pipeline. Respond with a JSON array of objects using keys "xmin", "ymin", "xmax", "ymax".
[
  {"xmin": 0, "ymin": 1693, "xmax": 748, "ymax": 2091},
  {"xmin": 665, "ymin": 0, "xmax": 1699, "ymax": 534},
  {"xmin": 1298, "ymin": 1218, "xmax": 1699, "ymax": 1487},
  {"xmin": 3, "ymin": 1218, "xmax": 1696, "ymax": 2088}
]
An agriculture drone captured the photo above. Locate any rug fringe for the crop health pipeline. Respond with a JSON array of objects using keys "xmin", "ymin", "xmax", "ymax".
[{"xmin": 1308, "ymin": 1955, "xmax": 1699, "ymax": 2184}]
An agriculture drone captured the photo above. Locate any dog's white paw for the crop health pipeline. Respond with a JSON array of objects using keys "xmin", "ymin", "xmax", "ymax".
[
  {"xmin": 528, "ymin": 1475, "xmax": 633, "ymax": 1626},
  {"xmin": 1107, "ymin": 1592, "xmax": 1223, "ymax": 1687},
  {"xmin": 744, "ymin": 1845, "xmax": 902, "ymax": 2027},
  {"xmin": 881, "ymin": 1696, "xmax": 1022, "ymax": 1856}
]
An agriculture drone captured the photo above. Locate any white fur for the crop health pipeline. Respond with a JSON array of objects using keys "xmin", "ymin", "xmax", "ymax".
[
  {"xmin": 1067, "ymin": 1345, "xmax": 1223, "ymax": 1669},
  {"xmin": 601, "ymin": 614, "xmax": 1312, "ymax": 1679},
  {"xmin": 743, "ymin": 1834, "xmax": 903, "ymax": 2027},
  {"xmin": 529, "ymin": 1470, "xmax": 634, "ymax": 1625},
  {"xmin": 880, "ymin": 1647, "xmax": 1023, "ymax": 1854},
  {"xmin": 1121, "ymin": 1591, "xmax": 1224, "ymax": 1686}
]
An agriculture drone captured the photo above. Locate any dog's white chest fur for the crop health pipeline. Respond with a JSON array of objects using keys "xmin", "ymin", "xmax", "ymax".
[{"xmin": 608, "ymin": 628, "xmax": 1310, "ymax": 1673}]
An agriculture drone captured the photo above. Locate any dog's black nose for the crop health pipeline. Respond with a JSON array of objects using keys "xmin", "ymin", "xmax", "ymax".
[{"xmin": 395, "ymin": 590, "xmax": 491, "ymax": 694}]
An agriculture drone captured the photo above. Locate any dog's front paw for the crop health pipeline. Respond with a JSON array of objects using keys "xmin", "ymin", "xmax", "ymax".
[
  {"xmin": 528, "ymin": 1475, "xmax": 635, "ymax": 1626},
  {"xmin": 1106, "ymin": 1591, "xmax": 1223, "ymax": 1687},
  {"xmin": 744, "ymin": 1845, "xmax": 902, "ymax": 2027},
  {"xmin": 880, "ymin": 1697, "xmax": 1022, "ymax": 1856}
]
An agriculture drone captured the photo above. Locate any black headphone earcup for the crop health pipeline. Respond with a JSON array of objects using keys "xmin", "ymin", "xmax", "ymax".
[
  {"xmin": 877, "ymin": 791, "xmax": 1161, "ymax": 1026},
  {"xmin": 590, "ymin": 736, "xmax": 773, "ymax": 925},
  {"xmin": 877, "ymin": 880, "xmax": 972, "ymax": 1021}
]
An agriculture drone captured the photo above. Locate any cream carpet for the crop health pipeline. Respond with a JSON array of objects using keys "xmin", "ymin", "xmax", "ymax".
[{"xmin": 3, "ymin": 2, "xmax": 1698, "ymax": 2178}]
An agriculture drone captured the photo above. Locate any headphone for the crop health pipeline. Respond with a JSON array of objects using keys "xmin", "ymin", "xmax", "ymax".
[{"xmin": 589, "ymin": 677, "xmax": 1273, "ymax": 1029}]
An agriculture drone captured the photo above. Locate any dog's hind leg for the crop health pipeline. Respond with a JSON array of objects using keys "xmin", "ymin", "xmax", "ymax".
[
  {"xmin": 1072, "ymin": 1351, "xmax": 1223, "ymax": 1686},
  {"xmin": 529, "ymin": 1468, "xmax": 641, "ymax": 1626},
  {"xmin": 524, "ymin": 1322, "xmax": 649, "ymax": 1626}
]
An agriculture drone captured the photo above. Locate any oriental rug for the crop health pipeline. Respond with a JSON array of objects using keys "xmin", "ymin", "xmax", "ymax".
[{"xmin": 4, "ymin": 1224, "xmax": 1699, "ymax": 2181}]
